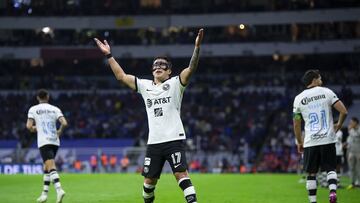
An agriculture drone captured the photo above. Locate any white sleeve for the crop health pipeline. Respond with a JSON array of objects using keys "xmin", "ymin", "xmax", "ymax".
[
  {"xmin": 175, "ymin": 76, "xmax": 186, "ymax": 94},
  {"xmin": 55, "ymin": 107, "xmax": 64, "ymax": 119},
  {"xmin": 337, "ymin": 131, "xmax": 343, "ymax": 141},
  {"xmin": 326, "ymin": 88, "xmax": 339, "ymax": 106},
  {"xmin": 136, "ymin": 77, "xmax": 145, "ymax": 94},
  {"xmin": 349, "ymin": 128, "xmax": 360, "ymax": 137},
  {"xmin": 27, "ymin": 107, "xmax": 35, "ymax": 119},
  {"xmin": 347, "ymin": 132, "xmax": 353, "ymax": 144},
  {"xmin": 293, "ymin": 96, "xmax": 301, "ymax": 114}
]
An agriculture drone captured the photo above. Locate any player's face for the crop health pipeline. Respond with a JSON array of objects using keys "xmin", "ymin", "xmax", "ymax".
[
  {"xmin": 349, "ymin": 120, "xmax": 358, "ymax": 128},
  {"xmin": 152, "ymin": 59, "xmax": 171, "ymax": 81}
]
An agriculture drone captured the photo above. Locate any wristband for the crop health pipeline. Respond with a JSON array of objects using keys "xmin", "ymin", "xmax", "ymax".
[{"xmin": 106, "ymin": 53, "xmax": 112, "ymax": 59}]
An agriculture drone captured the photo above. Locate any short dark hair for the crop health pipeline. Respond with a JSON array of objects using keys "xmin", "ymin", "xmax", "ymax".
[
  {"xmin": 153, "ymin": 56, "xmax": 172, "ymax": 69},
  {"xmin": 351, "ymin": 117, "xmax": 359, "ymax": 124},
  {"xmin": 37, "ymin": 89, "xmax": 49, "ymax": 100},
  {"xmin": 302, "ymin": 69, "xmax": 320, "ymax": 86}
]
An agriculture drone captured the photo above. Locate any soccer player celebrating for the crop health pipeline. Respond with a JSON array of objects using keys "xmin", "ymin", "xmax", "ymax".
[
  {"xmin": 26, "ymin": 89, "xmax": 68, "ymax": 203},
  {"xmin": 94, "ymin": 28, "xmax": 203, "ymax": 203},
  {"xmin": 293, "ymin": 70, "xmax": 348, "ymax": 203}
]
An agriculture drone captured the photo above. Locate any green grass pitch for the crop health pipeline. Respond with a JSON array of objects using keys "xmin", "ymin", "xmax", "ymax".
[{"xmin": 1, "ymin": 173, "xmax": 359, "ymax": 203}]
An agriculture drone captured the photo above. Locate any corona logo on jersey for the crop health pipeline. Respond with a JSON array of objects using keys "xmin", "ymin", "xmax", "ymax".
[
  {"xmin": 146, "ymin": 96, "xmax": 171, "ymax": 108},
  {"xmin": 301, "ymin": 94, "xmax": 326, "ymax": 105},
  {"xmin": 36, "ymin": 109, "xmax": 56, "ymax": 115}
]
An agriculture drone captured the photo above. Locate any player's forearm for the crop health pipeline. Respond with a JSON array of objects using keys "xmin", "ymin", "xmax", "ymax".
[
  {"xmin": 27, "ymin": 126, "xmax": 37, "ymax": 133},
  {"xmin": 293, "ymin": 122, "xmax": 303, "ymax": 145},
  {"xmin": 188, "ymin": 47, "xmax": 200, "ymax": 73},
  {"xmin": 336, "ymin": 112, "xmax": 347, "ymax": 130},
  {"xmin": 294, "ymin": 131, "xmax": 303, "ymax": 145},
  {"xmin": 108, "ymin": 57, "xmax": 127, "ymax": 81},
  {"xmin": 57, "ymin": 125, "xmax": 67, "ymax": 136}
]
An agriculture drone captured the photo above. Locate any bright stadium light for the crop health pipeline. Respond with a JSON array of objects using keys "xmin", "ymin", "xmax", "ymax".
[
  {"xmin": 41, "ymin": 27, "xmax": 51, "ymax": 34},
  {"xmin": 239, "ymin": 24, "xmax": 245, "ymax": 30},
  {"xmin": 272, "ymin": 53, "xmax": 280, "ymax": 61}
]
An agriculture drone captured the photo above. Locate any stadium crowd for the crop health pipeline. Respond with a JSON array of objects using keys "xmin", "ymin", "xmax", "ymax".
[
  {"xmin": 1, "ymin": 0, "xmax": 359, "ymax": 16},
  {"xmin": 1, "ymin": 54, "xmax": 358, "ymax": 173},
  {"xmin": 1, "ymin": 22, "xmax": 359, "ymax": 46}
]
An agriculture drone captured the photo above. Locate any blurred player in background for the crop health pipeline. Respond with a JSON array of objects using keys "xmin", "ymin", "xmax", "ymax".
[
  {"xmin": 293, "ymin": 70, "xmax": 348, "ymax": 203},
  {"xmin": 345, "ymin": 117, "xmax": 360, "ymax": 189},
  {"xmin": 94, "ymin": 28, "xmax": 204, "ymax": 203},
  {"xmin": 26, "ymin": 89, "xmax": 68, "ymax": 203}
]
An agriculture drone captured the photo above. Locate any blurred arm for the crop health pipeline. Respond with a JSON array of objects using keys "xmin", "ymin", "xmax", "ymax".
[{"xmin": 26, "ymin": 118, "xmax": 37, "ymax": 133}]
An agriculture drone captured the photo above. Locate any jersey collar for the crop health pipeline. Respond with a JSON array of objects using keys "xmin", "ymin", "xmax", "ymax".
[{"xmin": 153, "ymin": 77, "xmax": 170, "ymax": 86}]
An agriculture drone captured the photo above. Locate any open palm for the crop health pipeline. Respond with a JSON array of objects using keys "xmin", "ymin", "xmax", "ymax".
[{"xmin": 94, "ymin": 38, "xmax": 111, "ymax": 55}]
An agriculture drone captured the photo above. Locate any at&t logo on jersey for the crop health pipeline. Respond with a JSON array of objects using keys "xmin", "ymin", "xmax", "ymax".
[{"xmin": 146, "ymin": 97, "xmax": 171, "ymax": 108}]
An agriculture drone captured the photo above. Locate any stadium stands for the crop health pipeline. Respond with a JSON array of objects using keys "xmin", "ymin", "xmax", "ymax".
[{"xmin": 0, "ymin": 0, "xmax": 359, "ymax": 174}]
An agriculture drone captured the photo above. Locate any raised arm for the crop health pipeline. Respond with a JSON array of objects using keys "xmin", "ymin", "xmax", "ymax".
[
  {"xmin": 94, "ymin": 38, "xmax": 136, "ymax": 90},
  {"xmin": 180, "ymin": 29, "xmax": 204, "ymax": 86}
]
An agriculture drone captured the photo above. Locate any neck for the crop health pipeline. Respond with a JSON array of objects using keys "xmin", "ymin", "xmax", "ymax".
[
  {"xmin": 306, "ymin": 84, "xmax": 317, "ymax": 89},
  {"xmin": 154, "ymin": 78, "xmax": 162, "ymax": 85},
  {"xmin": 154, "ymin": 76, "xmax": 169, "ymax": 85},
  {"xmin": 39, "ymin": 100, "xmax": 48, "ymax": 104}
]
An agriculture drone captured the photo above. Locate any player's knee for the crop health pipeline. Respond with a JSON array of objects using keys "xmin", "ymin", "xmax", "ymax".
[
  {"xmin": 45, "ymin": 159, "xmax": 54, "ymax": 165},
  {"xmin": 144, "ymin": 178, "xmax": 157, "ymax": 185},
  {"xmin": 174, "ymin": 171, "xmax": 188, "ymax": 181},
  {"xmin": 308, "ymin": 172, "xmax": 316, "ymax": 177}
]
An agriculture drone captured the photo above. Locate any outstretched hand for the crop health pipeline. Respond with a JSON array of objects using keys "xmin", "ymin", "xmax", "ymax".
[
  {"xmin": 195, "ymin": 29, "xmax": 204, "ymax": 48},
  {"xmin": 94, "ymin": 38, "xmax": 111, "ymax": 55}
]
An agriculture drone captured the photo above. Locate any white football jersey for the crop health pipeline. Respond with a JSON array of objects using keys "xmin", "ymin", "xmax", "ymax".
[
  {"xmin": 293, "ymin": 86, "xmax": 339, "ymax": 148},
  {"xmin": 136, "ymin": 76, "xmax": 186, "ymax": 144},
  {"xmin": 347, "ymin": 127, "xmax": 360, "ymax": 154},
  {"xmin": 335, "ymin": 130, "xmax": 343, "ymax": 156},
  {"xmin": 27, "ymin": 103, "xmax": 64, "ymax": 148}
]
